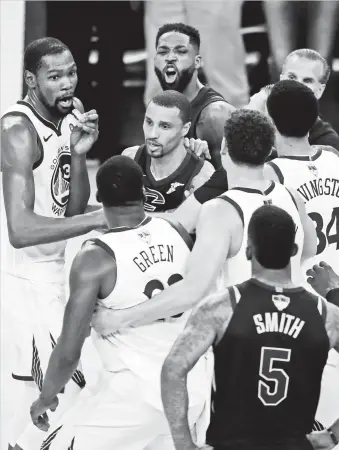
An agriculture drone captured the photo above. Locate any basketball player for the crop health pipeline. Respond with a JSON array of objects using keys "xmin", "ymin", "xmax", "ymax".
[
  {"xmin": 307, "ymin": 262, "xmax": 339, "ymax": 307},
  {"xmin": 29, "ymin": 156, "xmax": 210, "ymax": 450},
  {"xmin": 154, "ymin": 23, "xmax": 235, "ymax": 168},
  {"xmin": 247, "ymin": 49, "xmax": 339, "ymax": 151},
  {"xmin": 161, "ymin": 205, "xmax": 339, "ymax": 450},
  {"xmin": 91, "ymin": 109, "xmax": 316, "ymax": 335},
  {"xmin": 122, "ymin": 90, "xmax": 214, "ymax": 213},
  {"xmin": 1, "ymin": 37, "xmax": 105, "ymax": 450},
  {"xmin": 265, "ymin": 80, "xmax": 339, "ymax": 276}
]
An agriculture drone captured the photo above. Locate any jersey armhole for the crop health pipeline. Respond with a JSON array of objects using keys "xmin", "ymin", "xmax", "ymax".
[
  {"xmin": 285, "ymin": 187, "xmax": 298, "ymax": 210},
  {"xmin": 82, "ymin": 238, "xmax": 116, "ymax": 261},
  {"xmin": 317, "ymin": 296, "xmax": 328, "ymax": 324},
  {"xmin": 217, "ymin": 195, "xmax": 244, "ymax": 226},
  {"xmin": 185, "ymin": 157, "xmax": 204, "ymax": 190},
  {"xmin": 267, "ymin": 161, "xmax": 285, "ymax": 184},
  {"xmin": 1, "ymin": 111, "xmax": 44, "ymax": 170},
  {"xmin": 162, "ymin": 218, "xmax": 194, "ymax": 251},
  {"xmin": 134, "ymin": 144, "xmax": 145, "ymax": 163}
]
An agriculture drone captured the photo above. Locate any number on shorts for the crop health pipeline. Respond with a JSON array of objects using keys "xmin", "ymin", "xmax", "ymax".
[
  {"xmin": 258, "ymin": 347, "xmax": 291, "ymax": 406},
  {"xmin": 309, "ymin": 208, "xmax": 339, "ymax": 255},
  {"xmin": 143, "ymin": 274, "xmax": 184, "ymax": 320}
]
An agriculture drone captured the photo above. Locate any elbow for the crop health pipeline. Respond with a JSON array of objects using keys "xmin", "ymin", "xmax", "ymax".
[{"xmin": 8, "ymin": 228, "xmax": 27, "ymax": 249}]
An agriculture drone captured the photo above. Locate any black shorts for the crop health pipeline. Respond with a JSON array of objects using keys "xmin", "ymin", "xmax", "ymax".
[{"xmin": 212, "ymin": 437, "xmax": 313, "ymax": 450}]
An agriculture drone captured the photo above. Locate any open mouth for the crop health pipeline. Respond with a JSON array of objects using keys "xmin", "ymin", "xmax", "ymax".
[
  {"xmin": 164, "ymin": 66, "xmax": 178, "ymax": 84},
  {"xmin": 58, "ymin": 96, "xmax": 73, "ymax": 108},
  {"xmin": 147, "ymin": 141, "xmax": 161, "ymax": 151}
]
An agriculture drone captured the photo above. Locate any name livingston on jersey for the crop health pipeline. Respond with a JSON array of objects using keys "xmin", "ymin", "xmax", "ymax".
[
  {"xmin": 133, "ymin": 245, "xmax": 174, "ymax": 272},
  {"xmin": 297, "ymin": 177, "xmax": 339, "ymax": 203},
  {"xmin": 253, "ymin": 312, "xmax": 305, "ymax": 338}
]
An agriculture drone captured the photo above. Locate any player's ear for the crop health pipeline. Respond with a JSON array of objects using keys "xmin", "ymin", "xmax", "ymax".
[
  {"xmin": 24, "ymin": 70, "xmax": 36, "ymax": 89},
  {"xmin": 246, "ymin": 245, "xmax": 252, "ymax": 261},
  {"xmin": 195, "ymin": 54, "xmax": 202, "ymax": 70},
  {"xmin": 291, "ymin": 243, "xmax": 298, "ymax": 257},
  {"xmin": 182, "ymin": 121, "xmax": 191, "ymax": 137},
  {"xmin": 96, "ymin": 191, "xmax": 102, "ymax": 204}
]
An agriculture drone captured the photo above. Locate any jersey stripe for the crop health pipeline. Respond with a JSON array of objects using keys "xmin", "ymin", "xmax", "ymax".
[
  {"xmin": 41, "ymin": 425, "xmax": 63, "ymax": 450},
  {"xmin": 31, "ymin": 336, "xmax": 44, "ymax": 391},
  {"xmin": 267, "ymin": 161, "xmax": 285, "ymax": 184},
  {"xmin": 162, "ymin": 218, "xmax": 194, "ymax": 250},
  {"xmin": 218, "ymin": 196, "xmax": 244, "ymax": 226}
]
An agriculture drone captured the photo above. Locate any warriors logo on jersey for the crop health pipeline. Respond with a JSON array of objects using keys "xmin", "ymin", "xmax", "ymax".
[{"xmin": 50, "ymin": 147, "xmax": 71, "ymax": 214}]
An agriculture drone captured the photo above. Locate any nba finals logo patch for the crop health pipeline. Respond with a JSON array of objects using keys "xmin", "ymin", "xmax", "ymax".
[
  {"xmin": 167, "ymin": 182, "xmax": 185, "ymax": 194},
  {"xmin": 308, "ymin": 164, "xmax": 318, "ymax": 177},
  {"xmin": 272, "ymin": 294, "xmax": 290, "ymax": 311},
  {"xmin": 138, "ymin": 230, "xmax": 151, "ymax": 245}
]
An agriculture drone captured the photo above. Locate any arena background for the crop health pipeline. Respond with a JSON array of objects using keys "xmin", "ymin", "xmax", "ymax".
[{"xmin": 1, "ymin": 1, "xmax": 339, "ymax": 449}]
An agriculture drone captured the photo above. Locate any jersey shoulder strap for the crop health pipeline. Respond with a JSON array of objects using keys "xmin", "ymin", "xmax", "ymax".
[
  {"xmin": 161, "ymin": 217, "xmax": 194, "ymax": 250},
  {"xmin": 82, "ymin": 237, "xmax": 116, "ymax": 261},
  {"xmin": 266, "ymin": 160, "xmax": 285, "ymax": 184},
  {"xmin": 134, "ymin": 144, "xmax": 147, "ymax": 169}
]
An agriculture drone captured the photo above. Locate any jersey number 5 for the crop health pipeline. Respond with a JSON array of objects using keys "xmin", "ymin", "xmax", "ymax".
[
  {"xmin": 309, "ymin": 207, "xmax": 339, "ymax": 255},
  {"xmin": 258, "ymin": 347, "xmax": 291, "ymax": 406},
  {"xmin": 143, "ymin": 274, "xmax": 184, "ymax": 320}
]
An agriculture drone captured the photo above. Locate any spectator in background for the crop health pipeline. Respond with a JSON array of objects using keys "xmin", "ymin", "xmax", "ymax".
[
  {"xmin": 143, "ymin": 0, "xmax": 249, "ymax": 108},
  {"xmin": 264, "ymin": 1, "xmax": 339, "ymax": 80}
]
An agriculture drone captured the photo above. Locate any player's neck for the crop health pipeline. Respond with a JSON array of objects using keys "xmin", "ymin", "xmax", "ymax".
[
  {"xmin": 182, "ymin": 74, "xmax": 204, "ymax": 102},
  {"xmin": 25, "ymin": 92, "xmax": 61, "ymax": 127},
  {"xmin": 104, "ymin": 206, "xmax": 146, "ymax": 229},
  {"xmin": 226, "ymin": 160, "xmax": 268, "ymax": 190},
  {"xmin": 252, "ymin": 265, "xmax": 296, "ymax": 288},
  {"xmin": 276, "ymin": 135, "xmax": 314, "ymax": 157},
  {"xmin": 150, "ymin": 144, "xmax": 187, "ymax": 180}
]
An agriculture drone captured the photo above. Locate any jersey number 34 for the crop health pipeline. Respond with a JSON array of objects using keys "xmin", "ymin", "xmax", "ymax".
[{"xmin": 309, "ymin": 207, "xmax": 339, "ymax": 255}]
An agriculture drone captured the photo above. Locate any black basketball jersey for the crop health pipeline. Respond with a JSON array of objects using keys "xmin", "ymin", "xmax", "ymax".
[
  {"xmin": 187, "ymin": 86, "xmax": 226, "ymax": 139},
  {"xmin": 207, "ymin": 279, "xmax": 330, "ymax": 447},
  {"xmin": 134, "ymin": 144, "xmax": 203, "ymax": 212}
]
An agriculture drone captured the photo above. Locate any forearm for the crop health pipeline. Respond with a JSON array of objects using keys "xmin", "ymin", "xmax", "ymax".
[
  {"xmin": 65, "ymin": 154, "xmax": 90, "ymax": 216},
  {"xmin": 40, "ymin": 344, "xmax": 80, "ymax": 405},
  {"xmin": 328, "ymin": 417, "xmax": 339, "ymax": 442},
  {"xmin": 11, "ymin": 210, "xmax": 99, "ymax": 248},
  {"xmin": 161, "ymin": 371, "xmax": 195, "ymax": 450}
]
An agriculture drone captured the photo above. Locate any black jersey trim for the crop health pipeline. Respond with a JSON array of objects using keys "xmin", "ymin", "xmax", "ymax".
[
  {"xmin": 17, "ymin": 100, "xmax": 65, "ymax": 136},
  {"xmin": 250, "ymin": 278, "xmax": 305, "ymax": 293},
  {"xmin": 84, "ymin": 238, "xmax": 116, "ymax": 261},
  {"xmin": 184, "ymin": 154, "xmax": 204, "ymax": 190},
  {"xmin": 228, "ymin": 286, "xmax": 238, "ymax": 311},
  {"xmin": 217, "ymin": 195, "xmax": 244, "ymax": 226},
  {"xmin": 103, "ymin": 216, "xmax": 152, "ymax": 234},
  {"xmin": 1, "ymin": 111, "xmax": 44, "ymax": 170},
  {"xmin": 12, "ymin": 373, "xmax": 34, "ymax": 382},
  {"xmin": 230, "ymin": 181, "xmax": 275, "ymax": 196},
  {"xmin": 162, "ymin": 218, "xmax": 194, "ymax": 251},
  {"xmin": 322, "ymin": 146, "xmax": 339, "ymax": 158},
  {"xmin": 285, "ymin": 187, "xmax": 298, "ymax": 210},
  {"xmin": 267, "ymin": 161, "xmax": 285, "ymax": 184},
  {"xmin": 279, "ymin": 149, "xmax": 322, "ymax": 161},
  {"xmin": 326, "ymin": 288, "xmax": 339, "ymax": 307}
]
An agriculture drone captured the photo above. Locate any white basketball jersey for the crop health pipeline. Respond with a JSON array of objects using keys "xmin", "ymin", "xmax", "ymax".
[
  {"xmin": 91, "ymin": 216, "xmax": 209, "ymax": 409},
  {"xmin": 269, "ymin": 146, "xmax": 339, "ymax": 274},
  {"xmin": 218, "ymin": 182, "xmax": 304, "ymax": 288},
  {"xmin": 1, "ymin": 101, "xmax": 78, "ymax": 282}
]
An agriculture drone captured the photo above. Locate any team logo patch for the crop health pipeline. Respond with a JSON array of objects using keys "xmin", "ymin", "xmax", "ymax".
[
  {"xmin": 144, "ymin": 187, "xmax": 165, "ymax": 212},
  {"xmin": 138, "ymin": 229, "xmax": 151, "ymax": 245},
  {"xmin": 51, "ymin": 150, "xmax": 71, "ymax": 208},
  {"xmin": 166, "ymin": 182, "xmax": 185, "ymax": 194},
  {"xmin": 272, "ymin": 294, "xmax": 290, "ymax": 311},
  {"xmin": 308, "ymin": 164, "xmax": 318, "ymax": 177}
]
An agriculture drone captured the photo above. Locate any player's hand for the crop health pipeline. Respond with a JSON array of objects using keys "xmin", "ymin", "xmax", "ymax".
[
  {"xmin": 306, "ymin": 262, "xmax": 339, "ymax": 297},
  {"xmin": 307, "ymin": 430, "xmax": 336, "ymax": 450},
  {"xmin": 91, "ymin": 304, "xmax": 125, "ymax": 336},
  {"xmin": 70, "ymin": 109, "xmax": 99, "ymax": 155},
  {"xmin": 184, "ymin": 137, "xmax": 211, "ymax": 160},
  {"xmin": 30, "ymin": 396, "xmax": 59, "ymax": 432}
]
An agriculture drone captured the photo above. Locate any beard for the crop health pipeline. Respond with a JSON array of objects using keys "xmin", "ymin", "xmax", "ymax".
[
  {"xmin": 154, "ymin": 65, "xmax": 195, "ymax": 93},
  {"xmin": 39, "ymin": 93, "xmax": 73, "ymax": 118}
]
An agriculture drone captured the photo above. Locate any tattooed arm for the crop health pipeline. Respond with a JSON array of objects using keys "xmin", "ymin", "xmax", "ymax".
[{"xmin": 161, "ymin": 290, "xmax": 233, "ymax": 450}]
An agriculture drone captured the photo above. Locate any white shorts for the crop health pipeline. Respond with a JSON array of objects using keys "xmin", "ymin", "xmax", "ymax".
[
  {"xmin": 2, "ymin": 273, "xmax": 86, "ymax": 390},
  {"xmin": 42, "ymin": 370, "xmax": 207, "ymax": 450}
]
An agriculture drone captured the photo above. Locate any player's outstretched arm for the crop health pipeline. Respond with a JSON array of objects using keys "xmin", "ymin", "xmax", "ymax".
[
  {"xmin": 161, "ymin": 290, "xmax": 233, "ymax": 450},
  {"xmin": 30, "ymin": 244, "xmax": 116, "ymax": 431},
  {"xmin": 196, "ymin": 101, "xmax": 235, "ymax": 169},
  {"xmin": 1, "ymin": 116, "xmax": 105, "ymax": 248},
  {"xmin": 91, "ymin": 199, "xmax": 238, "ymax": 334},
  {"xmin": 307, "ymin": 262, "xmax": 339, "ymax": 306}
]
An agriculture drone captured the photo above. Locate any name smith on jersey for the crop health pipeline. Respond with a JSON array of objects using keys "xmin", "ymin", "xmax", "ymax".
[
  {"xmin": 297, "ymin": 177, "xmax": 339, "ymax": 203},
  {"xmin": 253, "ymin": 312, "xmax": 305, "ymax": 338},
  {"xmin": 133, "ymin": 245, "xmax": 174, "ymax": 272}
]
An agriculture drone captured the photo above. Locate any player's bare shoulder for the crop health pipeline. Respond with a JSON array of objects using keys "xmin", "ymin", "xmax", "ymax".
[
  {"xmin": 121, "ymin": 145, "xmax": 140, "ymax": 159},
  {"xmin": 1, "ymin": 113, "xmax": 40, "ymax": 168},
  {"xmin": 324, "ymin": 300, "xmax": 339, "ymax": 352}
]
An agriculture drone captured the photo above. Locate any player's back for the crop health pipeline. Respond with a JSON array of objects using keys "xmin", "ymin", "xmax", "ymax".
[
  {"xmin": 207, "ymin": 279, "xmax": 329, "ymax": 448},
  {"xmin": 268, "ymin": 146, "xmax": 339, "ymax": 273},
  {"xmin": 1, "ymin": 101, "xmax": 78, "ymax": 283},
  {"xmin": 91, "ymin": 216, "xmax": 208, "ymax": 408},
  {"xmin": 218, "ymin": 182, "xmax": 304, "ymax": 287}
]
